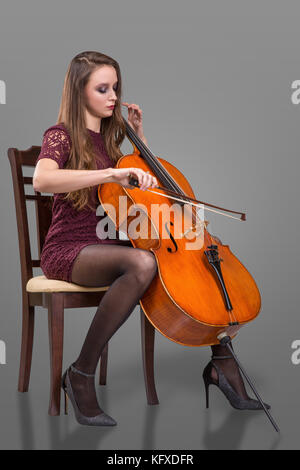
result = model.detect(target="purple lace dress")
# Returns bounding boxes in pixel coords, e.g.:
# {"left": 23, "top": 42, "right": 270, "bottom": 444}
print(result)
{"left": 36, "top": 123, "right": 129, "bottom": 282}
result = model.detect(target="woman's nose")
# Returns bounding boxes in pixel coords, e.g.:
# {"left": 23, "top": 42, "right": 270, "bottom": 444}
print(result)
{"left": 110, "top": 89, "right": 117, "bottom": 100}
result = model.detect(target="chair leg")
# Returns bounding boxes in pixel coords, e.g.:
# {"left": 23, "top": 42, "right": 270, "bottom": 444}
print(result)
{"left": 48, "top": 293, "right": 64, "bottom": 416}
{"left": 140, "top": 307, "right": 159, "bottom": 405}
{"left": 99, "top": 343, "right": 108, "bottom": 385}
{"left": 18, "top": 300, "right": 35, "bottom": 392}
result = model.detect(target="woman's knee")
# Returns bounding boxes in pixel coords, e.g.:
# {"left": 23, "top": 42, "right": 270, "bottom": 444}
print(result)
{"left": 130, "top": 249, "right": 157, "bottom": 281}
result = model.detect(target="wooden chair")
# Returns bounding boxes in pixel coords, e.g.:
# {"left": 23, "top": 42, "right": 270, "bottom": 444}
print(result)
{"left": 8, "top": 145, "right": 159, "bottom": 416}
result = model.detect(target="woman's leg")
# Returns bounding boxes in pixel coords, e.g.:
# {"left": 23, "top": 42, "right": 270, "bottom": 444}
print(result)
{"left": 68, "top": 244, "right": 157, "bottom": 416}
{"left": 210, "top": 342, "right": 250, "bottom": 400}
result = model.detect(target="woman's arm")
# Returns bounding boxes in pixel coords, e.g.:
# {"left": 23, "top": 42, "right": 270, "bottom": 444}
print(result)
{"left": 33, "top": 158, "right": 157, "bottom": 193}
{"left": 33, "top": 159, "right": 114, "bottom": 193}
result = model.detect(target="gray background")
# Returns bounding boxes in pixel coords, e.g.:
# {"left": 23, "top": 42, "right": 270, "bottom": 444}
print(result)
{"left": 0, "top": 0, "right": 299, "bottom": 450}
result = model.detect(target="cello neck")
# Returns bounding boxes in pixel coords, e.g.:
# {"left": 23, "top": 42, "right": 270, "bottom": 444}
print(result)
{"left": 124, "top": 118, "right": 185, "bottom": 197}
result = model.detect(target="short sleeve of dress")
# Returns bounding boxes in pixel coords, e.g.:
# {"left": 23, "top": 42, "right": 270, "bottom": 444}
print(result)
{"left": 36, "top": 127, "right": 71, "bottom": 169}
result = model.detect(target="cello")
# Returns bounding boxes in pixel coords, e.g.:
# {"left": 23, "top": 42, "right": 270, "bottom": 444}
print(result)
{"left": 98, "top": 118, "right": 279, "bottom": 432}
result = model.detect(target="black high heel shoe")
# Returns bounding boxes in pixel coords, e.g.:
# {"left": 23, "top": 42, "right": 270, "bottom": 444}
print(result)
{"left": 202, "top": 356, "right": 271, "bottom": 410}
{"left": 61, "top": 364, "right": 117, "bottom": 426}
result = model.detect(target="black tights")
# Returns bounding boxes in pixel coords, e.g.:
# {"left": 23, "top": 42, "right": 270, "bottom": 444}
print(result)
{"left": 69, "top": 243, "right": 249, "bottom": 417}
{"left": 69, "top": 243, "right": 157, "bottom": 416}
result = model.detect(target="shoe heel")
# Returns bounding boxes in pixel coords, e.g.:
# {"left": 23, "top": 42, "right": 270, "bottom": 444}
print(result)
{"left": 61, "top": 365, "right": 117, "bottom": 426}
{"left": 203, "top": 363, "right": 213, "bottom": 409}
{"left": 61, "top": 371, "right": 68, "bottom": 415}
{"left": 206, "top": 358, "right": 272, "bottom": 411}
{"left": 203, "top": 376, "right": 210, "bottom": 408}
{"left": 63, "top": 389, "right": 68, "bottom": 415}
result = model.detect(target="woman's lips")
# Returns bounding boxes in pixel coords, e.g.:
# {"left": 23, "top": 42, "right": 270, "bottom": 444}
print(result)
{"left": 108, "top": 105, "right": 115, "bottom": 109}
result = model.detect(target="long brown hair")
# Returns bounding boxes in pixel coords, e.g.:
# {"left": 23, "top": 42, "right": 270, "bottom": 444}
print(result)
{"left": 56, "top": 51, "right": 126, "bottom": 211}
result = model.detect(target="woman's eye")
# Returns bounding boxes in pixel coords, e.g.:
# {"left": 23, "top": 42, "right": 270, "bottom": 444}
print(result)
{"left": 98, "top": 87, "right": 118, "bottom": 94}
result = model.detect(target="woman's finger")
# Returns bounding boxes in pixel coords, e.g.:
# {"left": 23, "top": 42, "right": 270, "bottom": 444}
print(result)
{"left": 145, "top": 171, "right": 157, "bottom": 188}
{"left": 145, "top": 173, "right": 154, "bottom": 191}
{"left": 129, "top": 168, "right": 155, "bottom": 190}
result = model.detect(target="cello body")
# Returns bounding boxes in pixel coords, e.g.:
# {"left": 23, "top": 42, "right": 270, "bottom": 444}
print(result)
{"left": 98, "top": 148, "right": 261, "bottom": 347}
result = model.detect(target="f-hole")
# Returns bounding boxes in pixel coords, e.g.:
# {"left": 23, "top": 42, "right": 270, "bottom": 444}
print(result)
{"left": 165, "top": 221, "right": 178, "bottom": 253}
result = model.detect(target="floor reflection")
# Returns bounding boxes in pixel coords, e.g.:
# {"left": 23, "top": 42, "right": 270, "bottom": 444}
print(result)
{"left": 142, "top": 404, "right": 160, "bottom": 449}
{"left": 203, "top": 408, "right": 256, "bottom": 450}
{"left": 17, "top": 388, "right": 115, "bottom": 450}
{"left": 203, "top": 407, "right": 281, "bottom": 450}
{"left": 16, "top": 347, "right": 281, "bottom": 450}
{"left": 17, "top": 391, "right": 35, "bottom": 450}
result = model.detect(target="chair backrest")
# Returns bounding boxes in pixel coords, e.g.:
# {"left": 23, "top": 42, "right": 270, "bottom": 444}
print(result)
{"left": 8, "top": 146, "right": 53, "bottom": 291}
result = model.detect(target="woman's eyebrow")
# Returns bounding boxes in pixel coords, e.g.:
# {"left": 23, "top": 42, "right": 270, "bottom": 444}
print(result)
{"left": 96, "top": 82, "right": 118, "bottom": 87}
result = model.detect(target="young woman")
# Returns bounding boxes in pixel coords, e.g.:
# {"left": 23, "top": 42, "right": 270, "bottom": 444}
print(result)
{"left": 33, "top": 51, "right": 269, "bottom": 427}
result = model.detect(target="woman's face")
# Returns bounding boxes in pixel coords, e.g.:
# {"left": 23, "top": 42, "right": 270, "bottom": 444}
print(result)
{"left": 84, "top": 65, "right": 118, "bottom": 118}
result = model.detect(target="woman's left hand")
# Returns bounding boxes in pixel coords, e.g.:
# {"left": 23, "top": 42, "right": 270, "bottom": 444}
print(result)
{"left": 122, "top": 102, "right": 147, "bottom": 143}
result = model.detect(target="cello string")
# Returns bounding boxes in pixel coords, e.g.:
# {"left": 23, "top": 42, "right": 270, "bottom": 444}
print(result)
{"left": 126, "top": 122, "right": 242, "bottom": 326}
{"left": 125, "top": 120, "right": 219, "bottom": 239}
{"left": 125, "top": 121, "right": 181, "bottom": 192}
{"left": 125, "top": 120, "right": 226, "bottom": 259}
{"left": 124, "top": 120, "right": 184, "bottom": 195}
{"left": 125, "top": 121, "right": 220, "bottom": 245}
{"left": 126, "top": 125, "right": 214, "bottom": 253}
{"left": 125, "top": 120, "right": 241, "bottom": 231}
{"left": 124, "top": 121, "right": 259, "bottom": 333}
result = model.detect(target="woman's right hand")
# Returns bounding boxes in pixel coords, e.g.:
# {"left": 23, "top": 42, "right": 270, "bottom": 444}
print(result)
{"left": 112, "top": 168, "right": 158, "bottom": 191}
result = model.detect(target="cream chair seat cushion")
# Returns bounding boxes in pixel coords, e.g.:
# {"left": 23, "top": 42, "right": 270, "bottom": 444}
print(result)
{"left": 26, "top": 275, "right": 109, "bottom": 293}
